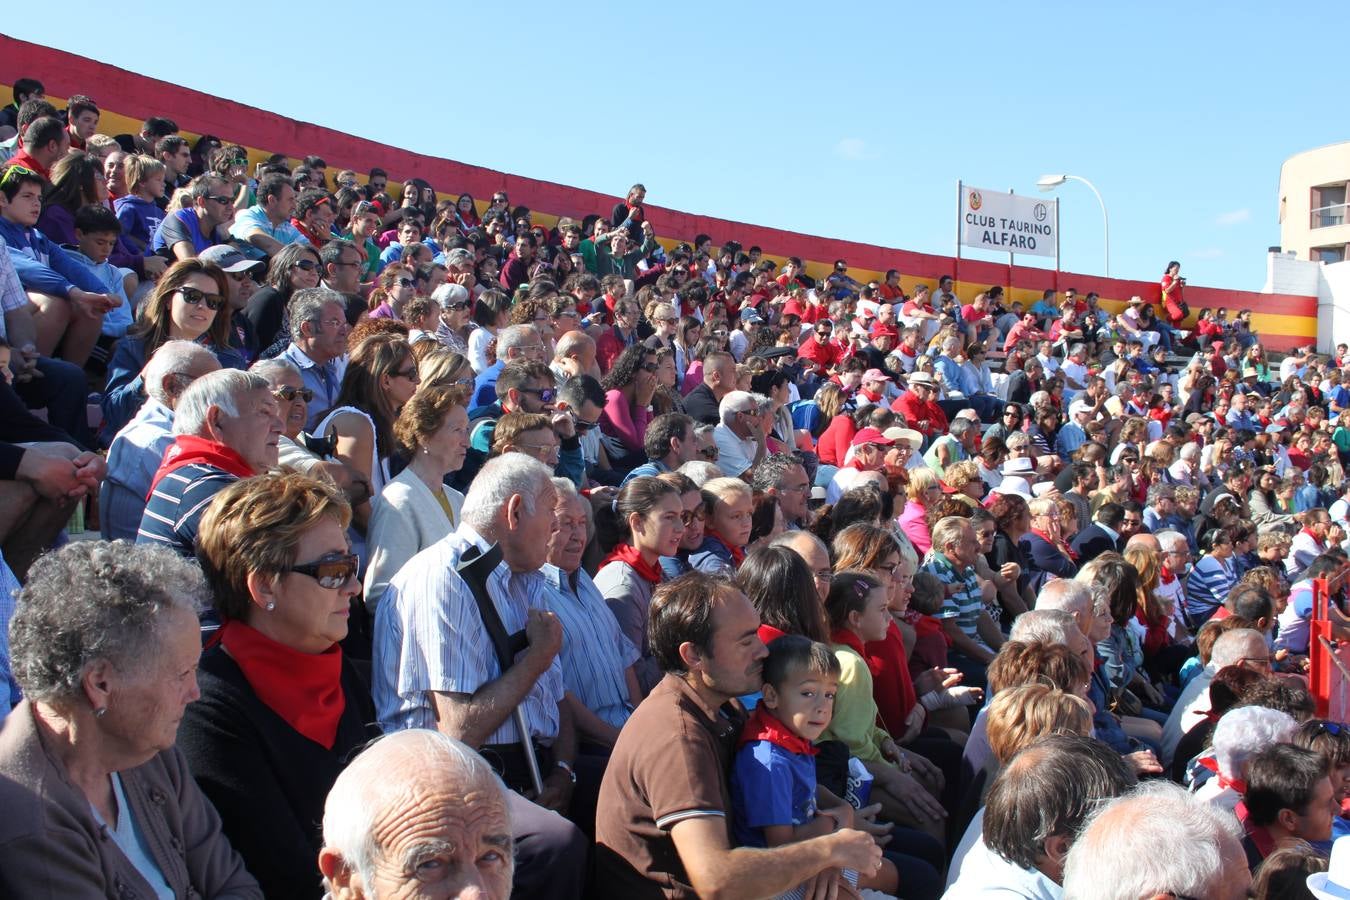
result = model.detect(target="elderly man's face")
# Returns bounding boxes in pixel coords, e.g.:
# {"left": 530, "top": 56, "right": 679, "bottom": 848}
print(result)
{"left": 354, "top": 777, "right": 513, "bottom": 900}
{"left": 546, "top": 493, "right": 588, "bottom": 574}
{"left": 213, "top": 387, "right": 282, "bottom": 472}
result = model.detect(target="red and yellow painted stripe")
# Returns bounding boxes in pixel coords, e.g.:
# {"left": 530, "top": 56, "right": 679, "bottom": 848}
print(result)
{"left": 0, "top": 35, "right": 1317, "bottom": 350}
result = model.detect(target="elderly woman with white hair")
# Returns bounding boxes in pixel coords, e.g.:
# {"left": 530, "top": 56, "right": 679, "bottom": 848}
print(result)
{"left": 431, "top": 281, "right": 474, "bottom": 354}
{"left": 0, "top": 542, "right": 262, "bottom": 897}
{"left": 319, "top": 730, "right": 513, "bottom": 900}
{"left": 1192, "top": 705, "right": 1297, "bottom": 814}
{"left": 101, "top": 339, "right": 221, "bottom": 540}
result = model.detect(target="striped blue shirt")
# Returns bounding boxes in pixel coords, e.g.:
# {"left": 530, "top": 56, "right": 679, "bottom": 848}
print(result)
{"left": 135, "top": 462, "right": 239, "bottom": 558}
{"left": 540, "top": 564, "right": 639, "bottom": 729}
{"left": 1184, "top": 554, "right": 1236, "bottom": 626}
{"left": 372, "top": 523, "right": 564, "bottom": 743}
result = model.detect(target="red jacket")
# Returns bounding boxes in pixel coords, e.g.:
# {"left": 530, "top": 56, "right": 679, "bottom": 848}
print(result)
{"left": 797, "top": 335, "right": 844, "bottom": 375}
{"left": 891, "top": 391, "right": 948, "bottom": 438}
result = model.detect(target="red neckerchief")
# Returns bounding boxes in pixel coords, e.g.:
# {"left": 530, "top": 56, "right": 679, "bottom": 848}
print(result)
{"left": 898, "top": 344, "right": 917, "bottom": 358}
{"left": 907, "top": 612, "right": 950, "bottom": 645}
{"left": 1301, "top": 527, "right": 1324, "bottom": 548}
{"left": 600, "top": 543, "right": 663, "bottom": 585}
{"left": 289, "top": 217, "right": 327, "bottom": 248}
{"left": 861, "top": 387, "right": 882, "bottom": 404}
{"left": 846, "top": 457, "right": 870, "bottom": 471}
{"left": 1196, "top": 756, "right": 1247, "bottom": 794}
{"left": 738, "top": 703, "right": 818, "bottom": 756}
{"left": 704, "top": 529, "right": 746, "bottom": 566}
{"left": 218, "top": 620, "right": 346, "bottom": 749}
{"left": 1160, "top": 566, "right": 1178, "bottom": 585}
{"left": 149, "top": 435, "right": 256, "bottom": 499}
{"left": 758, "top": 624, "right": 789, "bottom": 645}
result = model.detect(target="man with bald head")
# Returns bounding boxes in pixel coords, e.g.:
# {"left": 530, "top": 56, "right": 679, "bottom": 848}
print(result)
{"left": 1125, "top": 531, "right": 1161, "bottom": 553}
{"left": 551, "top": 329, "right": 598, "bottom": 386}
{"left": 319, "top": 730, "right": 513, "bottom": 899}
{"left": 772, "top": 529, "right": 834, "bottom": 604}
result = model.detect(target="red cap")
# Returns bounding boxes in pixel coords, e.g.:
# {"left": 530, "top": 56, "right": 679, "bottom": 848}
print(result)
{"left": 850, "top": 427, "right": 896, "bottom": 448}
{"left": 870, "top": 321, "right": 900, "bottom": 339}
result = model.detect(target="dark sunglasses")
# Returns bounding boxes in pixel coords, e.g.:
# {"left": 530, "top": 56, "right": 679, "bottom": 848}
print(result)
{"left": 398, "top": 278, "right": 415, "bottom": 288}
{"left": 520, "top": 387, "right": 557, "bottom": 403}
{"left": 700, "top": 446, "right": 719, "bottom": 460}
{"left": 205, "top": 194, "right": 234, "bottom": 204}
{"left": 571, "top": 412, "right": 598, "bottom": 432}
{"left": 287, "top": 553, "right": 359, "bottom": 589}
{"left": 177, "top": 286, "right": 225, "bottom": 311}
{"left": 292, "top": 259, "right": 320, "bottom": 272}
{"left": 681, "top": 509, "right": 706, "bottom": 525}
{"left": 641, "top": 362, "right": 660, "bottom": 373}
{"left": 272, "top": 386, "right": 314, "bottom": 403}
{"left": 443, "top": 300, "right": 470, "bottom": 311}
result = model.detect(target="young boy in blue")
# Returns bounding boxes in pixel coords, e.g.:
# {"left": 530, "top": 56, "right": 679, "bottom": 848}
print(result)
{"left": 64, "top": 205, "right": 133, "bottom": 340}
{"left": 731, "top": 634, "right": 897, "bottom": 899}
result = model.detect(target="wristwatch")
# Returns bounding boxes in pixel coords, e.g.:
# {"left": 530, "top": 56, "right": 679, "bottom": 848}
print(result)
{"left": 555, "top": 759, "right": 577, "bottom": 784}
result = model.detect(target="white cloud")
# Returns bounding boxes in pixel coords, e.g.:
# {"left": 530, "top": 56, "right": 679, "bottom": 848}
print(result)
{"left": 1215, "top": 208, "right": 1251, "bottom": 226}
{"left": 834, "top": 138, "right": 878, "bottom": 161}
{"left": 1189, "top": 247, "right": 1225, "bottom": 260}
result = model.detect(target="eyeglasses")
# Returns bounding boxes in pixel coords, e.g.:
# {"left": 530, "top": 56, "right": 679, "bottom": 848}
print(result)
{"left": 517, "top": 441, "right": 561, "bottom": 459}
{"left": 680, "top": 509, "right": 706, "bottom": 525}
{"left": 287, "top": 552, "right": 359, "bottom": 589}
{"left": 813, "top": 569, "right": 834, "bottom": 584}
{"left": 641, "top": 362, "right": 660, "bottom": 373}
{"left": 519, "top": 387, "right": 557, "bottom": 403}
{"left": 293, "top": 259, "right": 320, "bottom": 272}
{"left": 393, "top": 366, "right": 421, "bottom": 382}
{"left": 272, "top": 386, "right": 314, "bottom": 403}
{"left": 398, "top": 278, "right": 415, "bottom": 288}
{"left": 700, "top": 445, "right": 719, "bottom": 460}
{"left": 571, "top": 412, "right": 598, "bottom": 432}
{"left": 1314, "top": 721, "right": 1348, "bottom": 736}
{"left": 176, "top": 286, "right": 225, "bottom": 311}
{"left": 205, "top": 194, "right": 234, "bottom": 204}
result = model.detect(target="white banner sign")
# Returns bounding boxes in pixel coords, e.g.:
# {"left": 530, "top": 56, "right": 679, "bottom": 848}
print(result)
{"left": 959, "top": 186, "right": 1057, "bottom": 258}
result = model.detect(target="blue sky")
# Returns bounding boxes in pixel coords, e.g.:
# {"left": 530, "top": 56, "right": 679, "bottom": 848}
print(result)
{"left": 12, "top": 2, "right": 1336, "bottom": 290}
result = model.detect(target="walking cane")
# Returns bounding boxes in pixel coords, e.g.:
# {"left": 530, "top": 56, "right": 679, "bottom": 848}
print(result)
{"left": 457, "top": 543, "right": 546, "bottom": 797}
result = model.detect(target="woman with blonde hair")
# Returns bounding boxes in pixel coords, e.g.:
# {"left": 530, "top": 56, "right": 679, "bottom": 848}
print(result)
{"left": 416, "top": 347, "right": 474, "bottom": 389}
{"left": 689, "top": 477, "right": 754, "bottom": 574}
{"left": 897, "top": 467, "right": 942, "bottom": 554}
{"left": 985, "top": 682, "right": 1093, "bottom": 768}
{"left": 363, "top": 384, "right": 471, "bottom": 606}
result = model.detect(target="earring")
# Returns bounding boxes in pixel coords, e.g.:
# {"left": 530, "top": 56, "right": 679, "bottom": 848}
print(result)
{"left": 266, "top": 601, "right": 276, "bottom": 611}
{"left": 94, "top": 707, "right": 107, "bottom": 719}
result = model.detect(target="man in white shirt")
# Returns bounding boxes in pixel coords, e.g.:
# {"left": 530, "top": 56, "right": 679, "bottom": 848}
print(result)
{"left": 711, "top": 390, "right": 768, "bottom": 477}
{"left": 1059, "top": 344, "right": 1089, "bottom": 404}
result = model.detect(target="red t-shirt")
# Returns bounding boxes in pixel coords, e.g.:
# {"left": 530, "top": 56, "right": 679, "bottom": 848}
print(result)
{"left": 797, "top": 335, "right": 844, "bottom": 374}
{"left": 864, "top": 621, "right": 921, "bottom": 737}
{"left": 815, "top": 415, "right": 857, "bottom": 467}
{"left": 878, "top": 283, "right": 904, "bottom": 302}
{"left": 891, "top": 392, "right": 948, "bottom": 437}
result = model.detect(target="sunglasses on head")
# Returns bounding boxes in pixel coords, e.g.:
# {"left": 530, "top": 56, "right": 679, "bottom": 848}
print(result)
{"left": 272, "top": 386, "right": 314, "bottom": 403}
{"left": 287, "top": 552, "right": 359, "bottom": 589}
{"left": 177, "top": 286, "right": 225, "bottom": 311}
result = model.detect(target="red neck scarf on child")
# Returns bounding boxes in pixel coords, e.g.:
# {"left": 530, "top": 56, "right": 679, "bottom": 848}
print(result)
{"left": 218, "top": 620, "right": 346, "bottom": 749}
{"left": 737, "top": 703, "right": 818, "bottom": 756}
{"left": 704, "top": 530, "right": 746, "bottom": 566}
{"left": 599, "top": 543, "right": 663, "bottom": 585}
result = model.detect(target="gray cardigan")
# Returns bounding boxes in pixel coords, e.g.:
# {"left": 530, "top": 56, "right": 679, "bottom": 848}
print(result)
{"left": 0, "top": 700, "right": 261, "bottom": 899}
{"left": 595, "top": 560, "right": 662, "bottom": 695}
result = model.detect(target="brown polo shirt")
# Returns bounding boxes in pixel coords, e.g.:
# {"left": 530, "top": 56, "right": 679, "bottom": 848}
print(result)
{"left": 595, "top": 672, "right": 747, "bottom": 899}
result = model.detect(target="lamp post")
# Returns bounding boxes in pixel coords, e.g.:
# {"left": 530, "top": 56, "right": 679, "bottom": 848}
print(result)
{"left": 1037, "top": 174, "right": 1109, "bottom": 277}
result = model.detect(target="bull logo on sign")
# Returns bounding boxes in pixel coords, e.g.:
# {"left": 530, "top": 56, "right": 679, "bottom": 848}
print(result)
{"left": 969, "top": 190, "right": 982, "bottom": 211}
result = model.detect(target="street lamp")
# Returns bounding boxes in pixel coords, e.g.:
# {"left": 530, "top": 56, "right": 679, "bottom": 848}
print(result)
{"left": 1038, "top": 174, "right": 1110, "bottom": 277}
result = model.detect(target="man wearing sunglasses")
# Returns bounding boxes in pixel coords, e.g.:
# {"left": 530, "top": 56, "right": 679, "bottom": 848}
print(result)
{"left": 152, "top": 174, "right": 236, "bottom": 262}
{"left": 456, "top": 361, "right": 562, "bottom": 491}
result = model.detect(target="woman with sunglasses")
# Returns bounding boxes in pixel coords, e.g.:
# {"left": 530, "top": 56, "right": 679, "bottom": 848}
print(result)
{"left": 365, "top": 262, "right": 417, "bottom": 321}
{"left": 363, "top": 384, "right": 470, "bottom": 608}
{"left": 430, "top": 282, "right": 473, "bottom": 354}
{"left": 101, "top": 259, "right": 244, "bottom": 436}
{"left": 599, "top": 344, "right": 659, "bottom": 471}
{"left": 242, "top": 243, "right": 322, "bottom": 354}
{"left": 314, "top": 333, "right": 420, "bottom": 532}
{"left": 181, "top": 471, "right": 378, "bottom": 899}
{"left": 595, "top": 475, "right": 686, "bottom": 696}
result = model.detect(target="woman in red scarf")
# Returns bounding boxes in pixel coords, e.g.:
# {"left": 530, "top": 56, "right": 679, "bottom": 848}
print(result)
{"left": 594, "top": 476, "right": 686, "bottom": 696}
{"left": 452, "top": 192, "right": 481, "bottom": 235}
{"left": 178, "top": 471, "right": 379, "bottom": 899}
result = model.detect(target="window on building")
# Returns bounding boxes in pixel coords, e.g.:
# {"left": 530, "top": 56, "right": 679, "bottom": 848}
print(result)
{"left": 1311, "top": 184, "right": 1347, "bottom": 228}
{"left": 1313, "top": 245, "right": 1346, "bottom": 264}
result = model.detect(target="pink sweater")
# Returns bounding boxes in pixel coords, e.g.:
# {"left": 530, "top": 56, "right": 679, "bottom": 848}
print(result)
{"left": 602, "top": 389, "right": 651, "bottom": 453}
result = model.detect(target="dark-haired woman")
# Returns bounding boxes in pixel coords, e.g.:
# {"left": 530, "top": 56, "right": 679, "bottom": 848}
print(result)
{"left": 243, "top": 243, "right": 323, "bottom": 354}
{"left": 599, "top": 344, "right": 658, "bottom": 471}
{"left": 452, "top": 192, "right": 481, "bottom": 236}
{"left": 595, "top": 475, "right": 685, "bottom": 695}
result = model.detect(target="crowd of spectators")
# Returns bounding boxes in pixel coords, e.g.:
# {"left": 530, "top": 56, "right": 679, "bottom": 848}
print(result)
{"left": 3, "top": 76, "right": 1350, "bottom": 899}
